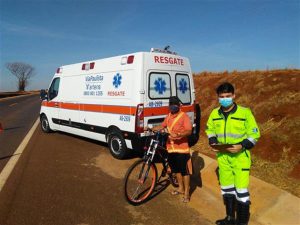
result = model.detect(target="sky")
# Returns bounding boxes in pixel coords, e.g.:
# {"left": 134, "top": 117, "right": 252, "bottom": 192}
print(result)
{"left": 0, "top": 0, "right": 299, "bottom": 91}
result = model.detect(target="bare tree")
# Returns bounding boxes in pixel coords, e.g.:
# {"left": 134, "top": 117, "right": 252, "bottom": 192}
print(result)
{"left": 5, "top": 62, "right": 35, "bottom": 91}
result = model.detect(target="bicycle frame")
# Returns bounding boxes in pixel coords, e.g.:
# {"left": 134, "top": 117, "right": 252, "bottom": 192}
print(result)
{"left": 124, "top": 131, "right": 179, "bottom": 205}
{"left": 143, "top": 132, "right": 169, "bottom": 173}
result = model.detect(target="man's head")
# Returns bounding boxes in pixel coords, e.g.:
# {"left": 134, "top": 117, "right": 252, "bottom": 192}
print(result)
{"left": 216, "top": 82, "right": 235, "bottom": 108}
{"left": 169, "top": 96, "right": 181, "bottom": 114}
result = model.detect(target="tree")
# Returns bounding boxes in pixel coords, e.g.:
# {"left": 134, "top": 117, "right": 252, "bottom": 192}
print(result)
{"left": 5, "top": 62, "right": 35, "bottom": 91}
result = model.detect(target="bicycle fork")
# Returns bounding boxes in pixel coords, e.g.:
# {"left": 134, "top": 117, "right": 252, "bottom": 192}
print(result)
{"left": 138, "top": 139, "right": 158, "bottom": 184}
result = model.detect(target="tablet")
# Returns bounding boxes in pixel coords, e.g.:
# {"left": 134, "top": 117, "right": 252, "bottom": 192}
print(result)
{"left": 210, "top": 144, "right": 234, "bottom": 152}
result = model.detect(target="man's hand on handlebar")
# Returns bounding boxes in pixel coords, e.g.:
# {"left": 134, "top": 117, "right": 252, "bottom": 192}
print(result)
{"left": 169, "top": 132, "right": 181, "bottom": 140}
{"left": 144, "top": 126, "right": 168, "bottom": 134}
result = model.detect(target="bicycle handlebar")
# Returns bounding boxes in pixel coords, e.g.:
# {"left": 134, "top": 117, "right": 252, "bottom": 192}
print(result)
{"left": 145, "top": 127, "right": 169, "bottom": 135}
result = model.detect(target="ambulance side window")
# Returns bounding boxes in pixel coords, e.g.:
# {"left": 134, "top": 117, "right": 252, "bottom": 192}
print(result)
{"left": 48, "top": 78, "right": 60, "bottom": 100}
{"left": 175, "top": 74, "right": 191, "bottom": 104}
{"left": 149, "top": 72, "right": 171, "bottom": 99}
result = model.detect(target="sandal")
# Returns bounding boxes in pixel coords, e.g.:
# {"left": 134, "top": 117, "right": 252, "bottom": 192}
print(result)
{"left": 171, "top": 190, "right": 184, "bottom": 195}
{"left": 182, "top": 196, "right": 190, "bottom": 203}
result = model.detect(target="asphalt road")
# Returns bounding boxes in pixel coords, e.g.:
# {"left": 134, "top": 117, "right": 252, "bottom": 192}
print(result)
{"left": 0, "top": 125, "right": 212, "bottom": 225}
{"left": 0, "top": 94, "right": 41, "bottom": 172}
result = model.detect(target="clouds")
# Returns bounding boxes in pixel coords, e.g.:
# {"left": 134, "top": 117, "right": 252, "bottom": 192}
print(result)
{"left": 0, "top": 21, "right": 103, "bottom": 42}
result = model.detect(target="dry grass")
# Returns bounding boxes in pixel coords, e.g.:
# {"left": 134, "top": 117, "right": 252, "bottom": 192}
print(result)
{"left": 260, "top": 117, "right": 287, "bottom": 135}
{"left": 251, "top": 148, "right": 300, "bottom": 197}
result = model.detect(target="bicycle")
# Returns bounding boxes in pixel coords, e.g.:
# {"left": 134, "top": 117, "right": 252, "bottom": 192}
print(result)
{"left": 124, "top": 130, "right": 179, "bottom": 205}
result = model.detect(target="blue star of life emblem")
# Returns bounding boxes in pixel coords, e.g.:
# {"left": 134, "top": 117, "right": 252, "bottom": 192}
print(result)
{"left": 154, "top": 77, "right": 166, "bottom": 94}
{"left": 113, "top": 73, "right": 122, "bottom": 88}
{"left": 179, "top": 78, "right": 188, "bottom": 94}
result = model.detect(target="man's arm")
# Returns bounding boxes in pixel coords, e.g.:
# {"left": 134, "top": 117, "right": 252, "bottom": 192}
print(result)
{"left": 150, "top": 124, "right": 165, "bottom": 132}
{"left": 244, "top": 108, "right": 260, "bottom": 148}
{"left": 227, "top": 108, "right": 260, "bottom": 153}
{"left": 236, "top": 108, "right": 260, "bottom": 150}
{"left": 206, "top": 112, "right": 218, "bottom": 145}
{"left": 147, "top": 116, "right": 168, "bottom": 132}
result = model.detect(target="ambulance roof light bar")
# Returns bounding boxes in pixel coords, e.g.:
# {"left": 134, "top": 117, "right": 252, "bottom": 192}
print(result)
{"left": 56, "top": 67, "right": 63, "bottom": 73}
{"left": 150, "top": 46, "right": 177, "bottom": 55}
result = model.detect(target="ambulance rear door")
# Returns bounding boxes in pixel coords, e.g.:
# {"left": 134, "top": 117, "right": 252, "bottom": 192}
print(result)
{"left": 145, "top": 70, "right": 172, "bottom": 128}
{"left": 173, "top": 71, "right": 194, "bottom": 122}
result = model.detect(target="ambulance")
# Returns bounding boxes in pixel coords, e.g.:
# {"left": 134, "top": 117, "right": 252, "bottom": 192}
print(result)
{"left": 40, "top": 48, "right": 200, "bottom": 159}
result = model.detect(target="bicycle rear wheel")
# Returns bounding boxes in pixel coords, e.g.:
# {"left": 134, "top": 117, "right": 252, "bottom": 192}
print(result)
{"left": 124, "top": 159, "right": 157, "bottom": 205}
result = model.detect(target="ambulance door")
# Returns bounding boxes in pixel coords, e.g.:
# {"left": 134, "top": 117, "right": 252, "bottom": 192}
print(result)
{"left": 47, "top": 77, "right": 61, "bottom": 130}
{"left": 174, "top": 72, "right": 200, "bottom": 145}
{"left": 174, "top": 72, "right": 194, "bottom": 121}
{"left": 58, "top": 76, "right": 80, "bottom": 134}
{"left": 174, "top": 73, "right": 192, "bottom": 105}
{"left": 145, "top": 71, "right": 172, "bottom": 127}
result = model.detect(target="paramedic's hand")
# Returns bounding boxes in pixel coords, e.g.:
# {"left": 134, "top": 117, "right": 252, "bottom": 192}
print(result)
{"left": 226, "top": 144, "right": 243, "bottom": 153}
{"left": 210, "top": 143, "right": 220, "bottom": 152}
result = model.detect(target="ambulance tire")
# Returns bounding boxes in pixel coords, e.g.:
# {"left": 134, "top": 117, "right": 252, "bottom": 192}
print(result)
{"left": 40, "top": 115, "right": 52, "bottom": 133}
{"left": 108, "top": 132, "right": 129, "bottom": 159}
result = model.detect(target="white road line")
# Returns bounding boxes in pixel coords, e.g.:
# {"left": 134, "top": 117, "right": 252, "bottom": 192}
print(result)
{"left": 0, "top": 117, "right": 40, "bottom": 193}
{"left": 9, "top": 103, "right": 18, "bottom": 107}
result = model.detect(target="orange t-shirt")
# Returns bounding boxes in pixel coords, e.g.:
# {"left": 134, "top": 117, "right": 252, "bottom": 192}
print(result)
{"left": 161, "top": 111, "right": 192, "bottom": 153}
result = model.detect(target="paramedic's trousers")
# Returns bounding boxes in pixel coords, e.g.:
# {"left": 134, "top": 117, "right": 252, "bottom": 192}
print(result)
{"left": 217, "top": 149, "right": 251, "bottom": 203}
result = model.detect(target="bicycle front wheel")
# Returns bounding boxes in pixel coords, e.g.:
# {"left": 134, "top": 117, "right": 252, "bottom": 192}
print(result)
{"left": 124, "top": 159, "right": 157, "bottom": 205}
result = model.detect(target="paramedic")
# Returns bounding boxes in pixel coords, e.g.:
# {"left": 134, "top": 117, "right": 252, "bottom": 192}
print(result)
{"left": 206, "top": 82, "right": 260, "bottom": 225}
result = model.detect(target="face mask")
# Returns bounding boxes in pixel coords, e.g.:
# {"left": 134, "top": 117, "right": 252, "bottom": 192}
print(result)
{"left": 169, "top": 105, "right": 180, "bottom": 114}
{"left": 219, "top": 97, "right": 233, "bottom": 108}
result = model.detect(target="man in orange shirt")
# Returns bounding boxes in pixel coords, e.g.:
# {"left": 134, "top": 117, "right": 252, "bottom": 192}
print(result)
{"left": 152, "top": 96, "right": 192, "bottom": 202}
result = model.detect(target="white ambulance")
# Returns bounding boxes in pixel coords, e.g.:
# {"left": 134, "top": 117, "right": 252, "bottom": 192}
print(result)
{"left": 40, "top": 48, "right": 200, "bottom": 159}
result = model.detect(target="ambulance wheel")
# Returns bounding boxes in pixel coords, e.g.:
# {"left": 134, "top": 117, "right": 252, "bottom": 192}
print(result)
{"left": 108, "top": 132, "right": 129, "bottom": 159}
{"left": 41, "top": 115, "right": 52, "bottom": 133}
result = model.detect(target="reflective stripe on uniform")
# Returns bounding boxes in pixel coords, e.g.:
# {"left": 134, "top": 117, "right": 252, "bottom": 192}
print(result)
{"left": 221, "top": 185, "right": 236, "bottom": 196}
{"left": 247, "top": 137, "right": 257, "bottom": 145}
{"left": 221, "top": 186, "right": 250, "bottom": 202}
{"left": 207, "top": 134, "right": 216, "bottom": 138}
{"left": 216, "top": 133, "right": 245, "bottom": 139}
{"left": 235, "top": 188, "right": 250, "bottom": 203}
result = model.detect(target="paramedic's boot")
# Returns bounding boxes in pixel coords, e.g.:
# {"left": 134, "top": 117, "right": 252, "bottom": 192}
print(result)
{"left": 215, "top": 194, "right": 236, "bottom": 225}
{"left": 236, "top": 201, "right": 250, "bottom": 225}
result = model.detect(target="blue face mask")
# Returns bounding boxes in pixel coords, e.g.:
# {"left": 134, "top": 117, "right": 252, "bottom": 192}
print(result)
{"left": 219, "top": 97, "right": 233, "bottom": 108}
{"left": 169, "top": 105, "right": 180, "bottom": 114}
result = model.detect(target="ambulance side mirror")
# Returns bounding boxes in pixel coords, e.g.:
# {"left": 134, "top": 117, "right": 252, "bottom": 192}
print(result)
{"left": 40, "top": 89, "right": 48, "bottom": 101}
